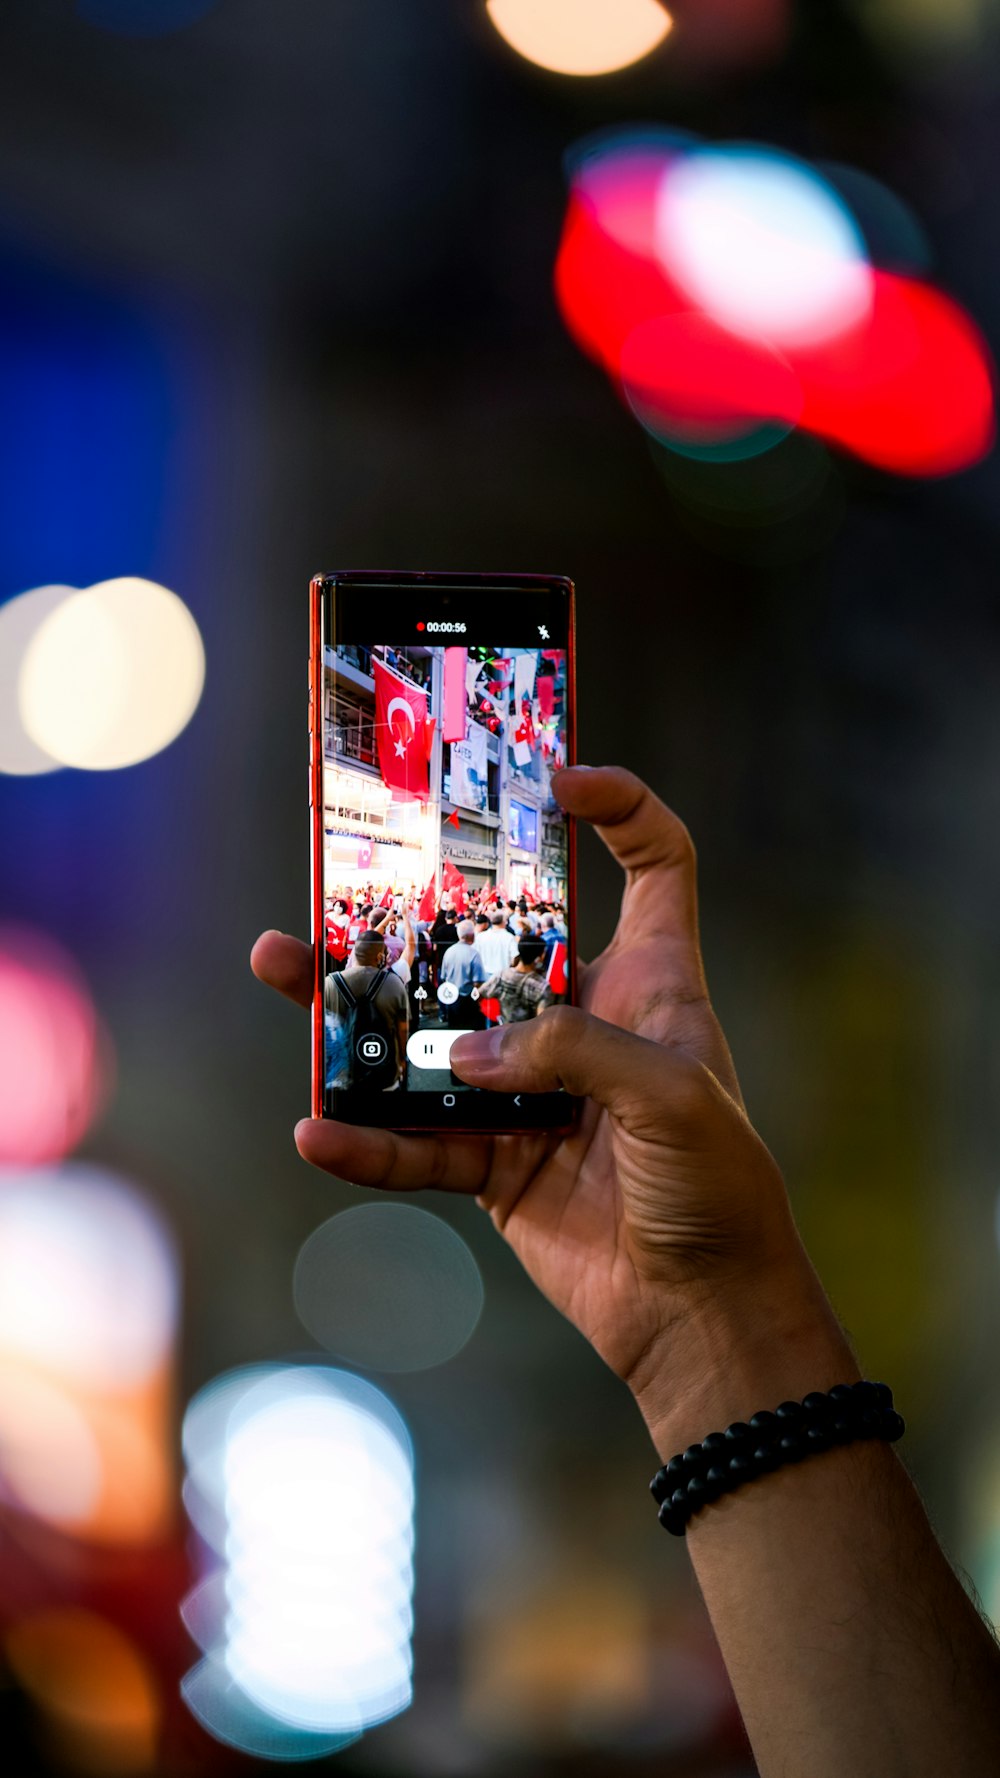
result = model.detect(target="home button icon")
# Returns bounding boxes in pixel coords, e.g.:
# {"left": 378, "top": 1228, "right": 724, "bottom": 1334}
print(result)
{"left": 443, "top": 1093, "right": 456, "bottom": 1108}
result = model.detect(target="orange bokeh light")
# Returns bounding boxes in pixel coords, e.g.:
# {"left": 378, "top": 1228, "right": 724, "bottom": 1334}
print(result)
{"left": 6, "top": 1607, "right": 160, "bottom": 1772}
{"left": 0, "top": 1168, "right": 178, "bottom": 1546}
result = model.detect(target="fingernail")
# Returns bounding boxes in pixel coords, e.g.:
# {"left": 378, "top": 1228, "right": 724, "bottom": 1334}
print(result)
{"left": 450, "top": 1026, "right": 505, "bottom": 1067}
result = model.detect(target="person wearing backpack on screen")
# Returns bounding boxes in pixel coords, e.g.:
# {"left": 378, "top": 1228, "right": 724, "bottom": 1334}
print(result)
{"left": 324, "top": 929, "right": 408, "bottom": 1091}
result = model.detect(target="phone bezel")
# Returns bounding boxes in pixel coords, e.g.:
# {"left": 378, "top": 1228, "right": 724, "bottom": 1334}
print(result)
{"left": 309, "top": 570, "right": 579, "bottom": 1132}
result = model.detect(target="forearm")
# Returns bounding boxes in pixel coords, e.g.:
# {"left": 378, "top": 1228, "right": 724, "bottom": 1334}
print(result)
{"left": 634, "top": 1262, "right": 1000, "bottom": 1778}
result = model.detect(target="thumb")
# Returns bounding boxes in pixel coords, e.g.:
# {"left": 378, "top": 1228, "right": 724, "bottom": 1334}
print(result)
{"left": 449, "top": 1005, "right": 710, "bottom": 1131}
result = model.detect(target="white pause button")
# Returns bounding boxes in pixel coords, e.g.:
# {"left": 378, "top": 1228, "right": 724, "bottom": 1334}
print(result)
{"left": 406, "top": 1031, "right": 460, "bottom": 1069}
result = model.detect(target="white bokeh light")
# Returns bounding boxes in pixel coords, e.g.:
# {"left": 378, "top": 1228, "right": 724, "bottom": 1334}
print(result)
{"left": 486, "top": 0, "right": 672, "bottom": 77}
{"left": 181, "top": 1366, "right": 415, "bottom": 1757}
{"left": 0, "top": 1164, "right": 178, "bottom": 1391}
{"left": 0, "top": 585, "right": 76, "bottom": 775}
{"left": 19, "top": 576, "right": 205, "bottom": 770}
{"left": 655, "top": 146, "right": 873, "bottom": 348}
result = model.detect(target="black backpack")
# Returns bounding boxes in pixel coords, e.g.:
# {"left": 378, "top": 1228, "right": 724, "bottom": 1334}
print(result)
{"left": 328, "top": 967, "right": 399, "bottom": 1090}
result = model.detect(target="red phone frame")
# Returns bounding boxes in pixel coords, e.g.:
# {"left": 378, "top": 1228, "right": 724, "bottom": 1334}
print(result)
{"left": 309, "top": 569, "right": 578, "bottom": 1130}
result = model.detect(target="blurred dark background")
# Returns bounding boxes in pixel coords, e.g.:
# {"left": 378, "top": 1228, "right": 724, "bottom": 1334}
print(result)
{"left": 2, "top": 1, "right": 1000, "bottom": 1773}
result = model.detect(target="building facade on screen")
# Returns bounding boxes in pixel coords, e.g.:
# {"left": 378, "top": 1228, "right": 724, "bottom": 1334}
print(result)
{"left": 321, "top": 641, "right": 568, "bottom": 902}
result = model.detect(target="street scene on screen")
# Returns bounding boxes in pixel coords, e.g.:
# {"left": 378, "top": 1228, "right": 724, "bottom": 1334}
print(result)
{"left": 322, "top": 639, "right": 570, "bottom": 1096}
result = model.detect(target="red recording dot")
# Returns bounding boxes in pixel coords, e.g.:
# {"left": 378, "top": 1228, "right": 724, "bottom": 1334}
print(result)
{"left": 416, "top": 621, "right": 425, "bottom": 631}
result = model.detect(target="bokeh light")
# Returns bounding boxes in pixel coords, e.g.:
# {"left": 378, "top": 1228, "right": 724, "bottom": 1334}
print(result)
{"left": 555, "top": 129, "right": 995, "bottom": 476}
{"left": 181, "top": 1366, "right": 415, "bottom": 1757}
{"left": 293, "top": 1203, "right": 485, "bottom": 1373}
{"left": 819, "top": 162, "right": 931, "bottom": 277}
{"left": 0, "top": 1368, "right": 103, "bottom": 1525}
{"left": 485, "top": 0, "right": 672, "bottom": 77}
{"left": 19, "top": 577, "right": 205, "bottom": 771}
{"left": 0, "top": 928, "right": 108, "bottom": 1166}
{"left": 655, "top": 147, "right": 874, "bottom": 349}
{"left": 621, "top": 311, "right": 802, "bottom": 452}
{"left": 0, "top": 1163, "right": 179, "bottom": 1542}
{"left": 5, "top": 1607, "right": 161, "bottom": 1773}
{"left": 0, "top": 1167, "right": 176, "bottom": 1389}
{"left": 0, "top": 585, "right": 75, "bottom": 776}
{"left": 76, "top": 0, "right": 218, "bottom": 36}
{"left": 182, "top": 1655, "right": 358, "bottom": 1764}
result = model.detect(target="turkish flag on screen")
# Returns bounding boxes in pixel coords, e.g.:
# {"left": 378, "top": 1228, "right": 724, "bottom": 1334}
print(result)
{"left": 373, "top": 659, "right": 430, "bottom": 801}
{"left": 442, "top": 857, "right": 468, "bottom": 915}
{"left": 418, "top": 875, "right": 437, "bottom": 922}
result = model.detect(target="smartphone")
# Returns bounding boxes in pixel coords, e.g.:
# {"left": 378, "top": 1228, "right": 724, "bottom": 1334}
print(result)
{"left": 309, "top": 570, "right": 578, "bottom": 1132}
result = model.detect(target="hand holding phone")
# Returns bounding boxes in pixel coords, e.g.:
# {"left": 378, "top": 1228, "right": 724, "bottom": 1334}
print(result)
{"left": 253, "top": 761, "right": 802, "bottom": 1404}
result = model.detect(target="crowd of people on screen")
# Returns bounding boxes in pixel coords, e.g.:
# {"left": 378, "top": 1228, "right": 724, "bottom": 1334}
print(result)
{"left": 323, "top": 881, "right": 569, "bottom": 1090}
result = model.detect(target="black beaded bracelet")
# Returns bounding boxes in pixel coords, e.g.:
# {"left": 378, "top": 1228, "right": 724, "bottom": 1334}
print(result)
{"left": 651, "top": 1381, "right": 905, "bottom": 1536}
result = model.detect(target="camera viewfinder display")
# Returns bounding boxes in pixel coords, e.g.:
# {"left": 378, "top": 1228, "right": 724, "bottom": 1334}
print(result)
{"left": 320, "top": 583, "right": 572, "bottom": 1121}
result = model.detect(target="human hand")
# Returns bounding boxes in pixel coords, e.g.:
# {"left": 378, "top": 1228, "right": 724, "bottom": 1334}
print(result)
{"left": 251, "top": 767, "right": 827, "bottom": 1425}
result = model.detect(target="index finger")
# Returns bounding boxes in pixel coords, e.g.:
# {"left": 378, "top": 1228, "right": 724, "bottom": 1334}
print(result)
{"left": 552, "top": 765, "right": 702, "bottom": 962}
{"left": 251, "top": 930, "right": 313, "bottom": 1007}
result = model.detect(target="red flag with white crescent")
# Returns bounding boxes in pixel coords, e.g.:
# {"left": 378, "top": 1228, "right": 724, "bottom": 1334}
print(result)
{"left": 373, "top": 658, "right": 430, "bottom": 801}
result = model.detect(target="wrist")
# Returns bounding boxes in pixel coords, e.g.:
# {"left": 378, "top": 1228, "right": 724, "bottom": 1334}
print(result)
{"left": 630, "top": 1253, "right": 860, "bottom": 1463}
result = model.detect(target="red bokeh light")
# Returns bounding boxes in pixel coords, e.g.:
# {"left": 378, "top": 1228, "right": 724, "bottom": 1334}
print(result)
{"left": 555, "top": 156, "right": 995, "bottom": 477}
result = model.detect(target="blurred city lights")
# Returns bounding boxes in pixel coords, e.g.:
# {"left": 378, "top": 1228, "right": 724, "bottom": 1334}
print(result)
{"left": 0, "top": 929, "right": 108, "bottom": 1165}
{"left": 485, "top": 0, "right": 672, "bottom": 77}
{"left": 182, "top": 1655, "right": 359, "bottom": 1763}
{"left": 0, "top": 1369, "right": 103, "bottom": 1525}
{"left": 6, "top": 1607, "right": 161, "bottom": 1772}
{"left": 181, "top": 1366, "right": 415, "bottom": 1757}
{"left": 655, "top": 148, "right": 874, "bottom": 349}
{"left": 555, "top": 130, "right": 995, "bottom": 476}
{"left": 19, "top": 576, "right": 205, "bottom": 771}
{"left": 77, "top": 0, "right": 218, "bottom": 35}
{"left": 621, "top": 311, "right": 801, "bottom": 453}
{"left": 0, "top": 585, "right": 75, "bottom": 775}
{"left": 293, "top": 1203, "right": 484, "bottom": 1373}
{"left": 0, "top": 1164, "right": 178, "bottom": 1542}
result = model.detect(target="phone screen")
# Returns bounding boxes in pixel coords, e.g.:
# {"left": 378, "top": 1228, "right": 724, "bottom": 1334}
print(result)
{"left": 316, "top": 574, "right": 575, "bottom": 1129}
